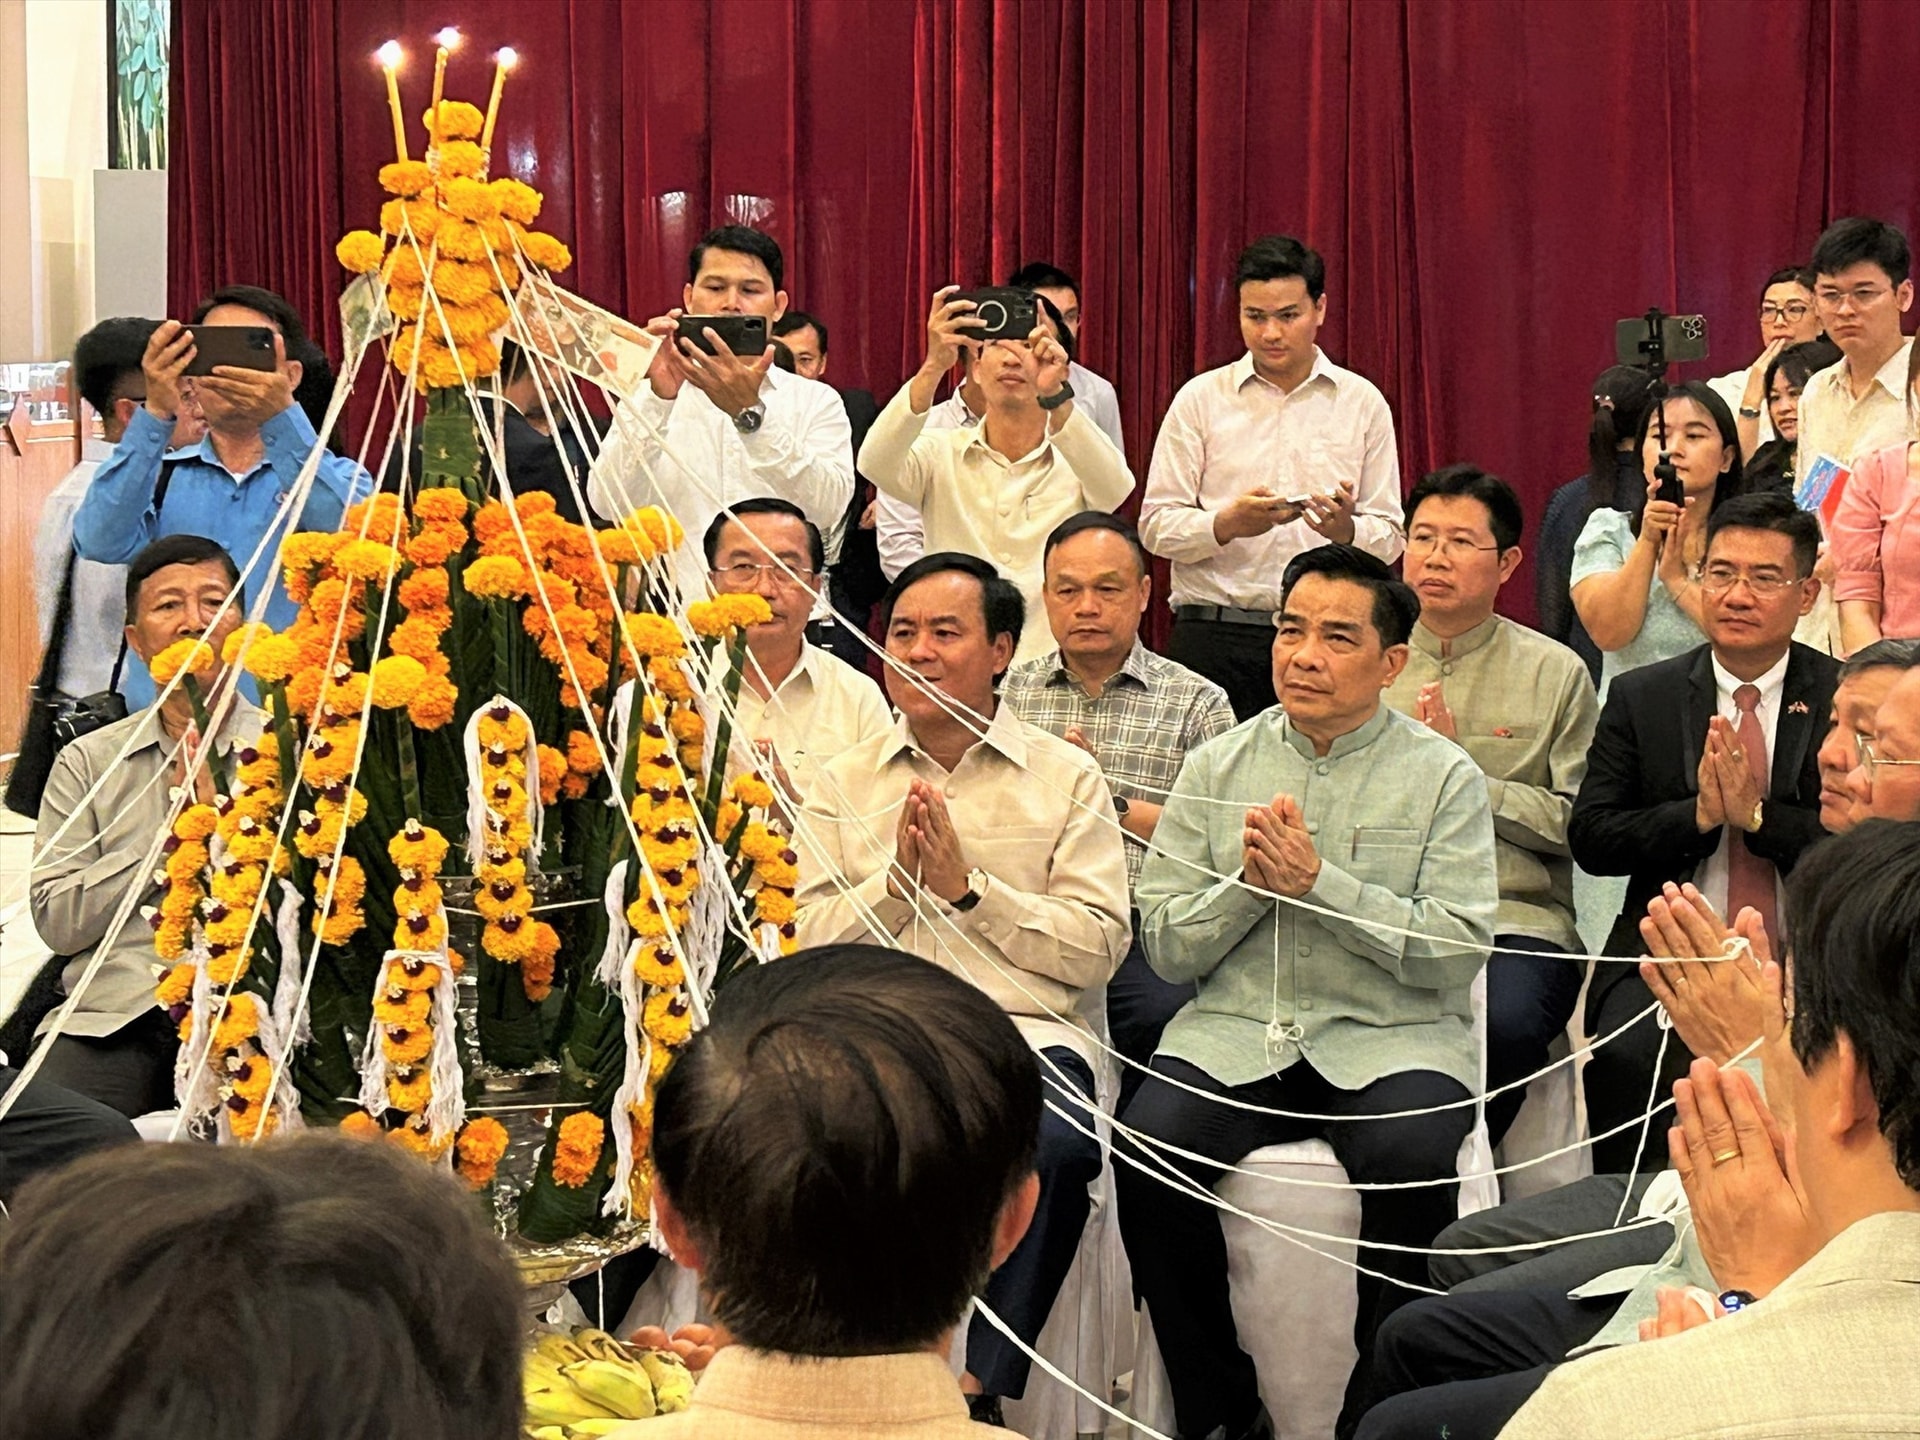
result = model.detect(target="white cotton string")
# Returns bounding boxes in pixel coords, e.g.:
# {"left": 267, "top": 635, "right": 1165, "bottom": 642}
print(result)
{"left": 424, "top": 953, "right": 466, "bottom": 1145}
{"left": 602, "top": 951, "right": 649, "bottom": 1221}
{"left": 270, "top": 878, "right": 311, "bottom": 1046}
{"left": 1615, "top": 1017, "right": 1677, "bottom": 1228}
{"left": 968, "top": 1297, "right": 1174, "bottom": 1440}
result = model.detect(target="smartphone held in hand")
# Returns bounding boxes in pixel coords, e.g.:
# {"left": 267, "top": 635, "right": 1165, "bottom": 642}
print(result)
{"left": 675, "top": 314, "right": 769, "bottom": 357}
{"left": 182, "top": 325, "right": 277, "bottom": 376}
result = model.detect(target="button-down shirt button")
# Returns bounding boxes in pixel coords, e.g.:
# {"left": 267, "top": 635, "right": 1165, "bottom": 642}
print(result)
{"left": 1299, "top": 943, "right": 1312, "bottom": 957}
{"left": 1305, "top": 819, "right": 1319, "bottom": 835}
{"left": 1300, "top": 998, "right": 1314, "bottom": 1010}
{"left": 1441, "top": 662, "right": 1453, "bottom": 676}
{"left": 1315, "top": 763, "right": 1329, "bottom": 776}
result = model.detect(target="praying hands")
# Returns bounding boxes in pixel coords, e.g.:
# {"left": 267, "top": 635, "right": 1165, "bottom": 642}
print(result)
{"left": 1242, "top": 793, "right": 1321, "bottom": 898}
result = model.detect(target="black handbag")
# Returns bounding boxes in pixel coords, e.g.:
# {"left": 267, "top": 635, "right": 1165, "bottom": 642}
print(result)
{"left": 3, "top": 460, "right": 179, "bottom": 818}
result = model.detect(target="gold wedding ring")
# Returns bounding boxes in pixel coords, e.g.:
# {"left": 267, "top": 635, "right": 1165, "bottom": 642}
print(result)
{"left": 1712, "top": 1149, "right": 1740, "bottom": 1166}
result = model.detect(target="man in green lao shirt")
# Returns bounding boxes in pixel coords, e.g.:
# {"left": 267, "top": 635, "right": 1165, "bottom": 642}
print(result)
{"left": 1385, "top": 465, "right": 1599, "bottom": 1146}
{"left": 1117, "top": 543, "right": 1498, "bottom": 1440}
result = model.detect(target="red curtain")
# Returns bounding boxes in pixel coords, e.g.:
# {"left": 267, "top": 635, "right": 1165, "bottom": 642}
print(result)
{"left": 171, "top": 0, "right": 1920, "bottom": 624}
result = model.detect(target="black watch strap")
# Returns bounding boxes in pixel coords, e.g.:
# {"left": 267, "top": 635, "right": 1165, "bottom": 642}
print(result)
{"left": 1037, "top": 380, "right": 1075, "bottom": 412}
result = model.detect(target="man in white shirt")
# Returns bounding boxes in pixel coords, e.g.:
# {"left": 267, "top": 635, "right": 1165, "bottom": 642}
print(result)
{"left": 33, "top": 318, "right": 205, "bottom": 702}
{"left": 1141, "top": 234, "right": 1404, "bottom": 721}
{"left": 701, "top": 497, "right": 891, "bottom": 805}
{"left": 873, "top": 358, "right": 985, "bottom": 583}
{"left": 795, "top": 553, "right": 1130, "bottom": 1425}
{"left": 587, "top": 226, "right": 853, "bottom": 595}
{"left": 1796, "top": 217, "right": 1915, "bottom": 480}
{"left": 1006, "top": 261, "right": 1126, "bottom": 450}
{"left": 859, "top": 291, "right": 1135, "bottom": 668}
{"left": 1704, "top": 265, "right": 1820, "bottom": 457}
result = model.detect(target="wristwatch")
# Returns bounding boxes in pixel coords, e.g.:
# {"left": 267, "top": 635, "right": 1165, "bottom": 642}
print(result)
{"left": 1113, "top": 793, "right": 1131, "bottom": 818}
{"left": 733, "top": 404, "right": 765, "bottom": 434}
{"left": 1738, "top": 405, "right": 1763, "bottom": 419}
{"left": 1748, "top": 798, "right": 1764, "bottom": 832}
{"left": 951, "top": 867, "right": 989, "bottom": 912}
{"left": 1718, "top": 1289, "right": 1758, "bottom": 1312}
{"left": 1037, "top": 381, "right": 1075, "bottom": 412}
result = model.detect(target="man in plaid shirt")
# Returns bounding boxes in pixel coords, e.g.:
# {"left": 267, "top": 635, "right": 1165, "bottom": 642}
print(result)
{"left": 1003, "top": 512, "right": 1236, "bottom": 1106}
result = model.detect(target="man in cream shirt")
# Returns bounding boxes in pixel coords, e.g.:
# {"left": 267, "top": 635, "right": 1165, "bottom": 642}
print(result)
{"left": 701, "top": 498, "right": 891, "bottom": 805}
{"left": 796, "top": 553, "right": 1129, "bottom": 1426}
{"left": 858, "top": 289, "right": 1134, "bottom": 668}
{"left": 1796, "top": 217, "right": 1914, "bottom": 480}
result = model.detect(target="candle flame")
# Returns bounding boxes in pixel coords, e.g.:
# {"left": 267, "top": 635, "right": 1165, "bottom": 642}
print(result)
{"left": 434, "top": 27, "right": 462, "bottom": 49}
{"left": 497, "top": 47, "right": 519, "bottom": 69}
{"left": 376, "top": 40, "right": 403, "bottom": 68}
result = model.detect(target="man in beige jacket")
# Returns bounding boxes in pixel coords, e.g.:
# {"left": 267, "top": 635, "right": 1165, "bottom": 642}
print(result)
{"left": 1499, "top": 817, "right": 1920, "bottom": 1438}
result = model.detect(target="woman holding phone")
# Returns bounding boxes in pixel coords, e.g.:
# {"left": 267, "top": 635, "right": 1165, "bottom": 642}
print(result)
{"left": 1569, "top": 381, "right": 1745, "bottom": 700}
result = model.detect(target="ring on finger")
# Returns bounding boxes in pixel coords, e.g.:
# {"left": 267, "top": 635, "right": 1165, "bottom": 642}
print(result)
{"left": 1712, "top": 1149, "right": 1740, "bottom": 1166}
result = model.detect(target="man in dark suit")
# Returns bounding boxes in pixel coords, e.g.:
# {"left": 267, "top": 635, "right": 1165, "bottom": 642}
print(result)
{"left": 1570, "top": 491, "right": 1837, "bottom": 1172}
{"left": 775, "top": 310, "right": 885, "bottom": 672}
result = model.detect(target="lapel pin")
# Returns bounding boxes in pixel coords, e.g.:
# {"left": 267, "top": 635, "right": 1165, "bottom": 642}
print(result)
{"left": 1787, "top": 701, "right": 1810, "bottom": 714}
{"left": 1492, "top": 727, "right": 1513, "bottom": 738}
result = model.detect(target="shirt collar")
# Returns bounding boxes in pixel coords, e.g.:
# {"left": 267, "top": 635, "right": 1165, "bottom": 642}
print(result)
{"left": 744, "top": 641, "right": 818, "bottom": 701}
{"left": 688, "top": 1348, "right": 970, "bottom": 1427}
{"left": 959, "top": 419, "right": 1051, "bottom": 467}
{"left": 1867, "top": 336, "right": 1916, "bottom": 399}
{"left": 1711, "top": 648, "right": 1791, "bottom": 707}
{"left": 1231, "top": 346, "right": 1336, "bottom": 394}
{"left": 884, "top": 696, "right": 1028, "bottom": 770}
{"left": 1039, "top": 640, "right": 1154, "bottom": 693}
{"left": 1274, "top": 699, "right": 1391, "bottom": 761}
{"left": 1411, "top": 614, "right": 1501, "bottom": 661}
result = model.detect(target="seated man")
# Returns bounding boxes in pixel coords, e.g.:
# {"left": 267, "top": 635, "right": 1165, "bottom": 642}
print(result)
{"left": 72, "top": 284, "right": 370, "bottom": 706}
{"left": 1002, "top": 511, "right": 1235, "bottom": 1109}
{"left": 859, "top": 291, "right": 1134, "bottom": 666}
{"left": 29, "top": 535, "right": 266, "bottom": 1117}
{"left": 796, "top": 553, "right": 1130, "bottom": 1424}
{"left": 1384, "top": 465, "right": 1598, "bottom": 1144}
{"left": 1571, "top": 492, "right": 1837, "bottom": 1172}
{"left": 0, "top": 1133, "right": 524, "bottom": 1438}
{"left": 1502, "top": 819, "right": 1920, "bottom": 1437}
{"left": 1120, "top": 543, "right": 1497, "bottom": 1440}
{"left": 643, "top": 943, "right": 1043, "bottom": 1437}
{"left": 704, "top": 498, "right": 891, "bottom": 804}
{"left": 1818, "top": 638, "right": 1919, "bottom": 830}
{"left": 1844, "top": 647, "right": 1920, "bottom": 823}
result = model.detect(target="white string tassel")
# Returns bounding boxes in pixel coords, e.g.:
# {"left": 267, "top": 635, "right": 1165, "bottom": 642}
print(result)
{"left": 594, "top": 860, "right": 632, "bottom": 988}
{"left": 681, "top": 845, "right": 726, "bottom": 1031}
{"left": 423, "top": 956, "right": 466, "bottom": 1145}
{"left": 248, "top": 993, "right": 307, "bottom": 1135}
{"left": 461, "top": 705, "right": 493, "bottom": 872}
{"left": 602, "top": 952, "right": 648, "bottom": 1220}
{"left": 174, "top": 942, "right": 222, "bottom": 1131}
{"left": 356, "top": 962, "right": 395, "bottom": 1119}
{"left": 270, "top": 879, "right": 311, "bottom": 1046}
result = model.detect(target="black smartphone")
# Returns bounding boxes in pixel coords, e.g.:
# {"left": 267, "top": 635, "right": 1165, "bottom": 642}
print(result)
{"left": 952, "top": 287, "right": 1038, "bottom": 343}
{"left": 183, "top": 325, "right": 277, "bottom": 376}
{"left": 1656, "top": 466, "right": 1686, "bottom": 507}
{"left": 1615, "top": 313, "right": 1709, "bottom": 369}
{"left": 675, "top": 314, "right": 769, "bottom": 357}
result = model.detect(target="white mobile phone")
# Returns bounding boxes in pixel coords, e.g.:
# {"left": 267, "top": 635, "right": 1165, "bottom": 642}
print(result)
{"left": 1284, "top": 493, "right": 1316, "bottom": 507}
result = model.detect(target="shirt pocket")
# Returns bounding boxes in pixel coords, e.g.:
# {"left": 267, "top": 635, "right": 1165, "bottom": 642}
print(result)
{"left": 1348, "top": 826, "right": 1424, "bottom": 893}
{"left": 981, "top": 823, "right": 1061, "bottom": 888}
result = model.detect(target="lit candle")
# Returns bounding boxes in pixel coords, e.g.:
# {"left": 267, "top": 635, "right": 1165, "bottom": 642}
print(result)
{"left": 480, "top": 47, "right": 517, "bottom": 154}
{"left": 377, "top": 41, "right": 407, "bottom": 164}
{"left": 427, "top": 27, "right": 461, "bottom": 150}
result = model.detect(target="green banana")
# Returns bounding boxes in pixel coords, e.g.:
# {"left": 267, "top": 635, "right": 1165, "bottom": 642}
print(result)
{"left": 523, "top": 1385, "right": 620, "bottom": 1426}
{"left": 637, "top": 1350, "right": 694, "bottom": 1414}
{"left": 562, "top": 1357, "right": 657, "bottom": 1420}
{"left": 572, "top": 1327, "right": 634, "bottom": 1363}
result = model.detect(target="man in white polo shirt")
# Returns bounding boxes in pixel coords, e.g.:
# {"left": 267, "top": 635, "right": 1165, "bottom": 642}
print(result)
{"left": 1141, "top": 234, "right": 1404, "bottom": 720}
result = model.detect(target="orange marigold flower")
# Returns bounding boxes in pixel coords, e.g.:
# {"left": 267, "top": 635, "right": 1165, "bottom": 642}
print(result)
{"left": 413, "top": 488, "right": 470, "bottom": 527}
{"left": 440, "top": 175, "right": 502, "bottom": 221}
{"left": 634, "top": 944, "right": 684, "bottom": 988}
{"left": 422, "top": 98, "right": 483, "bottom": 141}
{"left": 536, "top": 744, "right": 565, "bottom": 805}
{"left": 155, "top": 961, "right": 196, "bottom": 1007}
{"left": 382, "top": 1025, "right": 434, "bottom": 1068}
{"left": 388, "top": 820, "right": 451, "bottom": 875}
{"left": 566, "top": 729, "right": 604, "bottom": 774}
{"left": 380, "top": 197, "right": 440, "bottom": 242}
{"left": 334, "top": 538, "right": 401, "bottom": 583}
{"left": 454, "top": 1116, "right": 510, "bottom": 1188}
{"left": 369, "top": 654, "right": 428, "bottom": 708}
{"left": 435, "top": 139, "right": 486, "bottom": 178}
{"left": 339, "top": 1111, "right": 383, "bottom": 1139}
{"left": 595, "top": 527, "right": 654, "bottom": 566}
{"left": 387, "top": 613, "right": 449, "bottom": 663}
{"left": 377, "top": 159, "right": 435, "bottom": 198}
{"left": 404, "top": 524, "right": 462, "bottom": 568}
{"left": 463, "top": 555, "right": 530, "bottom": 600}
{"left": 518, "top": 230, "right": 573, "bottom": 272}
{"left": 490, "top": 177, "right": 542, "bottom": 225}
{"left": 429, "top": 257, "right": 494, "bottom": 307}
{"left": 386, "top": 246, "right": 427, "bottom": 287}
{"left": 150, "top": 637, "right": 216, "bottom": 687}
{"left": 643, "top": 990, "right": 694, "bottom": 1047}
{"left": 755, "top": 886, "right": 797, "bottom": 926}
{"left": 242, "top": 632, "right": 300, "bottom": 685}
{"left": 397, "top": 567, "right": 451, "bottom": 612}
{"left": 387, "top": 1067, "right": 434, "bottom": 1112}
{"left": 210, "top": 993, "right": 261, "bottom": 1052}
{"left": 336, "top": 229, "right": 386, "bottom": 274}
{"left": 552, "top": 1111, "right": 605, "bottom": 1188}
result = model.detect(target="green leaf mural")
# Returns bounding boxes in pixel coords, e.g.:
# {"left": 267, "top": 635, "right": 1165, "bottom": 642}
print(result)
{"left": 111, "top": 0, "right": 169, "bottom": 171}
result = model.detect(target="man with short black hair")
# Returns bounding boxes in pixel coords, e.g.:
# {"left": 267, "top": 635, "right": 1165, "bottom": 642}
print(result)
{"left": 1005, "top": 260, "right": 1125, "bottom": 449}
{"left": 1572, "top": 492, "right": 1839, "bottom": 1171}
{"left": 1706, "top": 266, "right": 1822, "bottom": 456}
{"left": 72, "top": 286, "right": 370, "bottom": 706}
{"left": 0, "top": 1133, "right": 526, "bottom": 1440}
{"left": 702, "top": 497, "right": 890, "bottom": 805}
{"left": 29, "top": 535, "right": 265, "bottom": 1117}
{"left": 797, "top": 553, "right": 1129, "bottom": 1425}
{"left": 589, "top": 226, "right": 853, "bottom": 595}
{"left": 1142, "top": 234, "right": 1404, "bottom": 720}
{"left": 647, "top": 944, "right": 1043, "bottom": 1437}
{"left": 1121, "top": 543, "right": 1497, "bottom": 1440}
{"left": 1384, "top": 465, "right": 1598, "bottom": 1144}
{"left": 1002, "top": 511, "right": 1235, "bottom": 1107}
{"left": 860, "top": 291, "right": 1134, "bottom": 667}
{"left": 1797, "top": 217, "right": 1915, "bottom": 481}
{"left": 34, "top": 317, "right": 205, "bottom": 706}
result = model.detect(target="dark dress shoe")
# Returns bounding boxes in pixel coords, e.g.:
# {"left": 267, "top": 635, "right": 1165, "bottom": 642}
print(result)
{"left": 967, "top": 1393, "right": 1008, "bottom": 1428}
{"left": 1198, "top": 1402, "right": 1276, "bottom": 1440}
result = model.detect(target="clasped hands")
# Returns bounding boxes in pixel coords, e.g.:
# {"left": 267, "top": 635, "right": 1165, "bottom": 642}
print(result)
{"left": 887, "top": 778, "right": 972, "bottom": 905}
{"left": 1242, "top": 793, "right": 1321, "bottom": 899}
{"left": 1695, "top": 716, "right": 1763, "bottom": 834}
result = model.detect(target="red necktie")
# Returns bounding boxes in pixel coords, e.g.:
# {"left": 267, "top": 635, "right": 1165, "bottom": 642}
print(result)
{"left": 1726, "top": 683, "right": 1779, "bottom": 941}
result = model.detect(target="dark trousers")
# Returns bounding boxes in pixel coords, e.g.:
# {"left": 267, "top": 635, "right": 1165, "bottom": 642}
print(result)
{"left": 1354, "top": 1284, "right": 1613, "bottom": 1440}
{"left": 967, "top": 1049, "right": 1101, "bottom": 1399}
{"left": 1107, "top": 934, "right": 1194, "bottom": 1116}
{"left": 1428, "top": 1172, "right": 1670, "bottom": 1294}
{"left": 1583, "top": 971, "right": 1694, "bottom": 1174}
{"left": 1484, "top": 938, "right": 1583, "bottom": 1146}
{"left": 1165, "top": 617, "right": 1276, "bottom": 723}
{"left": 0, "top": 1064, "right": 138, "bottom": 1201}
{"left": 1115, "top": 1055, "right": 1473, "bottom": 1440}
{"left": 32, "top": 1013, "right": 178, "bottom": 1119}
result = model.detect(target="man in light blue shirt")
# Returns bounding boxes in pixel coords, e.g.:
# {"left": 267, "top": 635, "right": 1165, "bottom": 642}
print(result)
{"left": 1118, "top": 544, "right": 1497, "bottom": 1440}
{"left": 73, "top": 285, "right": 369, "bottom": 706}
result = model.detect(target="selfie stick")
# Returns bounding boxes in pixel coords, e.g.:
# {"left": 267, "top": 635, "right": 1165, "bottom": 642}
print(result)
{"left": 1632, "top": 307, "right": 1681, "bottom": 503}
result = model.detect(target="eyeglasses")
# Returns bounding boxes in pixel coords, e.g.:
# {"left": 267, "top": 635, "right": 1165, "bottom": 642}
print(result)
{"left": 1698, "top": 565, "right": 1799, "bottom": 598}
{"left": 1758, "top": 302, "right": 1811, "bottom": 323}
{"left": 1406, "top": 532, "right": 1501, "bottom": 559}
{"left": 1858, "top": 738, "right": 1920, "bottom": 784}
{"left": 1815, "top": 285, "right": 1891, "bottom": 312}
{"left": 710, "top": 562, "right": 816, "bottom": 584}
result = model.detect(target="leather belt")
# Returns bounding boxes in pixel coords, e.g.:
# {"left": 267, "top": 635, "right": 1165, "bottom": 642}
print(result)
{"left": 1173, "top": 604, "right": 1275, "bottom": 627}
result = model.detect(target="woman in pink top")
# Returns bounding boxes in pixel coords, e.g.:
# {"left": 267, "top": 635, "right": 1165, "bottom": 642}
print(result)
{"left": 1833, "top": 340, "right": 1920, "bottom": 653}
